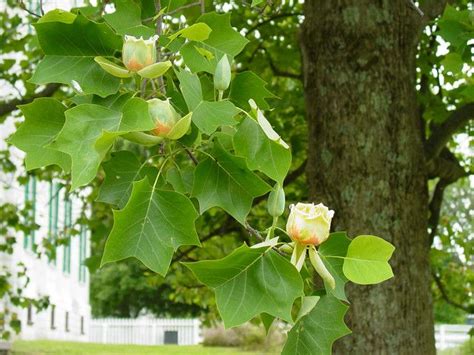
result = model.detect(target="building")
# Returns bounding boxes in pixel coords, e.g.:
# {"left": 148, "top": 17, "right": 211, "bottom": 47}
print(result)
{"left": 0, "top": 117, "right": 91, "bottom": 341}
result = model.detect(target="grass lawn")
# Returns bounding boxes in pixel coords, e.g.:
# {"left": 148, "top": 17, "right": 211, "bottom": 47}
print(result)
{"left": 12, "top": 340, "right": 275, "bottom": 355}
{"left": 438, "top": 339, "right": 474, "bottom": 355}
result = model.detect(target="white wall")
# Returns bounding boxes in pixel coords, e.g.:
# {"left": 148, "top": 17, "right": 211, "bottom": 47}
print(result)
{"left": 1, "top": 116, "right": 91, "bottom": 342}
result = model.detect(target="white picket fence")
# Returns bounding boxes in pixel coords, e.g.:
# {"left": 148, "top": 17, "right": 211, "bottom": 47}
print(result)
{"left": 435, "top": 324, "right": 472, "bottom": 350}
{"left": 89, "top": 317, "right": 201, "bottom": 346}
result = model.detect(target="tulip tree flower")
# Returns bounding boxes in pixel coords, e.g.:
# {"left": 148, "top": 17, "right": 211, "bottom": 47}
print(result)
{"left": 286, "top": 202, "right": 336, "bottom": 289}
{"left": 148, "top": 99, "right": 192, "bottom": 140}
{"left": 214, "top": 55, "right": 231, "bottom": 100}
{"left": 94, "top": 35, "right": 172, "bottom": 79}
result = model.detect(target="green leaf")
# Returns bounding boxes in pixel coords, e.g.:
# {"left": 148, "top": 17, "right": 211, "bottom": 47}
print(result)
{"left": 49, "top": 98, "right": 155, "bottom": 189}
{"left": 166, "top": 166, "right": 194, "bottom": 195}
{"left": 295, "top": 296, "right": 320, "bottom": 322}
{"left": 176, "top": 69, "right": 203, "bottom": 111}
{"left": 192, "top": 100, "right": 239, "bottom": 135}
{"left": 34, "top": 13, "right": 121, "bottom": 56}
{"left": 282, "top": 294, "right": 351, "bottom": 355}
{"left": 197, "top": 12, "right": 249, "bottom": 57}
{"left": 32, "top": 12, "right": 122, "bottom": 97}
{"left": 343, "top": 235, "right": 395, "bottom": 285}
{"left": 318, "top": 232, "right": 351, "bottom": 301}
{"left": 233, "top": 117, "right": 291, "bottom": 184}
{"left": 103, "top": 0, "right": 155, "bottom": 37}
{"left": 97, "top": 151, "right": 158, "bottom": 209}
{"left": 229, "top": 71, "right": 275, "bottom": 110}
{"left": 180, "top": 12, "right": 249, "bottom": 73}
{"left": 31, "top": 56, "right": 121, "bottom": 98}
{"left": 252, "top": 0, "right": 265, "bottom": 5}
{"left": 137, "top": 61, "right": 172, "bottom": 79}
{"left": 441, "top": 53, "right": 464, "bottom": 74}
{"left": 184, "top": 244, "right": 304, "bottom": 328}
{"left": 102, "top": 178, "right": 200, "bottom": 276}
{"left": 8, "top": 98, "right": 71, "bottom": 172}
{"left": 168, "top": 23, "right": 212, "bottom": 42}
{"left": 260, "top": 313, "right": 275, "bottom": 334}
{"left": 192, "top": 144, "right": 271, "bottom": 224}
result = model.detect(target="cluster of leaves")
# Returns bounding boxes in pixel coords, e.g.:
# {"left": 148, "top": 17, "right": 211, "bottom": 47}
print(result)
{"left": 7, "top": 1, "right": 396, "bottom": 353}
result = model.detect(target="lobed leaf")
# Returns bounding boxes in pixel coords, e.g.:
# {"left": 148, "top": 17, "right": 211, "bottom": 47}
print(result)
{"left": 184, "top": 244, "right": 304, "bottom": 328}
{"left": 102, "top": 178, "right": 200, "bottom": 276}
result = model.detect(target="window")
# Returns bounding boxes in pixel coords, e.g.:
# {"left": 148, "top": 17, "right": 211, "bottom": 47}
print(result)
{"left": 48, "top": 182, "right": 61, "bottom": 264}
{"left": 50, "top": 305, "right": 56, "bottom": 330}
{"left": 23, "top": 175, "right": 37, "bottom": 250}
{"left": 65, "top": 311, "right": 69, "bottom": 332}
{"left": 80, "top": 316, "right": 85, "bottom": 335}
{"left": 63, "top": 195, "right": 72, "bottom": 274}
{"left": 79, "top": 226, "right": 87, "bottom": 282}
{"left": 27, "top": 304, "right": 33, "bottom": 325}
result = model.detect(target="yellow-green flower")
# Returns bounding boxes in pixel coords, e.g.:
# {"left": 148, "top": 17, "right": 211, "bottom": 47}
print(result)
{"left": 286, "top": 202, "right": 334, "bottom": 246}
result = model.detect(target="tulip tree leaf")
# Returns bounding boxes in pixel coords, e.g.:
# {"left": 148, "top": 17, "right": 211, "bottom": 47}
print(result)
{"left": 233, "top": 117, "right": 291, "bottom": 184}
{"left": 168, "top": 23, "right": 212, "bottom": 42}
{"left": 318, "top": 232, "right": 351, "bottom": 301}
{"left": 176, "top": 69, "right": 203, "bottom": 111}
{"left": 97, "top": 151, "right": 158, "bottom": 209}
{"left": 8, "top": 98, "right": 71, "bottom": 172}
{"left": 31, "top": 56, "right": 121, "bottom": 97}
{"left": 180, "top": 12, "right": 249, "bottom": 73}
{"left": 282, "top": 294, "right": 351, "bottom": 355}
{"left": 229, "top": 71, "right": 276, "bottom": 110}
{"left": 31, "top": 12, "right": 122, "bottom": 97}
{"left": 103, "top": 0, "right": 155, "bottom": 37}
{"left": 197, "top": 12, "right": 249, "bottom": 57}
{"left": 184, "top": 244, "right": 304, "bottom": 328}
{"left": 192, "top": 144, "right": 271, "bottom": 224}
{"left": 48, "top": 98, "right": 155, "bottom": 190}
{"left": 343, "top": 235, "right": 395, "bottom": 285}
{"left": 102, "top": 178, "right": 200, "bottom": 276}
{"left": 192, "top": 100, "right": 240, "bottom": 135}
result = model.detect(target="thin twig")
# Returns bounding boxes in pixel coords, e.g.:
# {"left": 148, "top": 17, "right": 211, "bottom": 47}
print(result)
{"left": 167, "top": 1, "right": 200, "bottom": 16}
{"left": 154, "top": 0, "right": 166, "bottom": 95}
{"left": 39, "top": 0, "right": 44, "bottom": 15}
{"left": 184, "top": 148, "right": 198, "bottom": 165}
{"left": 18, "top": 1, "right": 41, "bottom": 18}
{"left": 200, "top": 0, "right": 205, "bottom": 13}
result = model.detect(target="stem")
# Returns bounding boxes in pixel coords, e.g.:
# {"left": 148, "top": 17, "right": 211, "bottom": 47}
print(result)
{"left": 309, "top": 247, "right": 335, "bottom": 289}
{"left": 266, "top": 216, "right": 279, "bottom": 240}
{"left": 218, "top": 90, "right": 224, "bottom": 101}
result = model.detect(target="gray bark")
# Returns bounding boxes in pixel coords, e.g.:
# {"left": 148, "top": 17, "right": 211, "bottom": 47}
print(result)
{"left": 301, "top": 1, "right": 436, "bottom": 353}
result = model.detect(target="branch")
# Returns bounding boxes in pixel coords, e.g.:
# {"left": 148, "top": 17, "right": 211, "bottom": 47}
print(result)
{"left": 427, "top": 148, "right": 469, "bottom": 182}
{"left": 246, "top": 12, "right": 301, "bottom": 35}
{"left": 165, "top": 1, "right": 200, "bottom": 16}
{"left": 0, "top": 83, "right": 61, "bottom": 117}
{"left": 420, "top": 0, "right": 450, "bottom": 22}
{"left": 18, "top": 1, "right": 41, "bottom": 18}
{"left": 428, "top": 179, "right": 447, "bottom": 244}
{"left": 263, "top": 47, "right": 302, "bottom": 80}
{"left": 432, "top": 271, "right": 474, "bottom": 313}
{"left": 427, "top": 148, "right": 469, "bottom": 245}
{"left": 425, "top": 103, "right": 474, "bottom": 160}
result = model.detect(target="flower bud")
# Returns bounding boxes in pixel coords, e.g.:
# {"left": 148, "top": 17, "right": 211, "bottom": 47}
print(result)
{"left": 214, "top": 55, "right": 231, "bottom": 92}
{"left": 122, "top": 35, "right": 158, "bottom": 72}
{"left": 148, "top": 99, "right": 179, "bottom": 137}
{"left": 267, "top": 184, "right": 285, "bottom": 217}
{"left": 286, "top": 203, "right": 334, "bottom": 246}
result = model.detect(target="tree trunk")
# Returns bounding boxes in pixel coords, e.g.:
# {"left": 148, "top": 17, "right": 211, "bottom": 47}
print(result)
{"left": 301, "top": 1, "right": 435, "bottom": 354}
